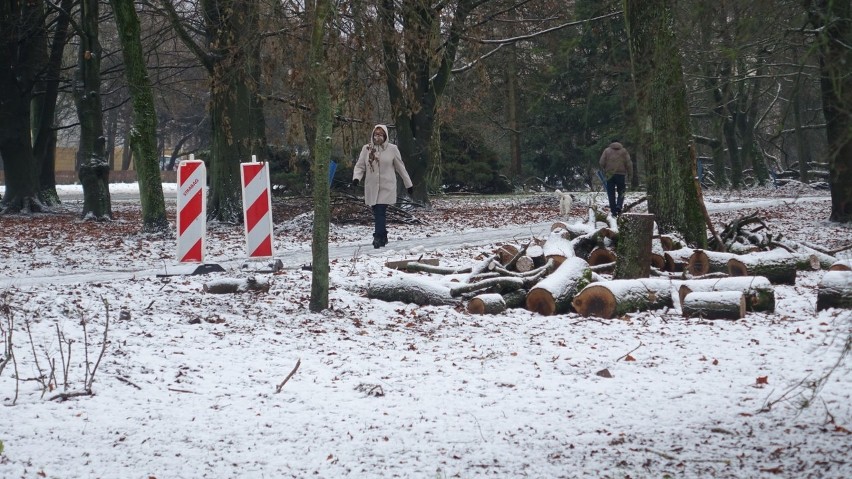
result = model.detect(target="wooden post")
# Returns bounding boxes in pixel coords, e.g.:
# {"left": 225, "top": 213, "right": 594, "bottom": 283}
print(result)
{"left": 614, "top": 213, "right": 655, "bottom": 279}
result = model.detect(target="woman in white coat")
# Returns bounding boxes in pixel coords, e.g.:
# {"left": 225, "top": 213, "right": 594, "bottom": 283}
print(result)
{"left": 352, "top": 125, "right": 414, "bottom": 248}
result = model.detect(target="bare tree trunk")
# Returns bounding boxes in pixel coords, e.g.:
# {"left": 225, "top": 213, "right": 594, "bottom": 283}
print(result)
{"left": 307, "top": 0, "right": 333, "bottom": 312}
{"left": 75, "top": 0, "right": 112, "bottom": 220}
{"left": 624, "top": 0, "right": 707, "bottom": 246}
{"left": 110, "top": 0, "right": 168, "bottom": 231}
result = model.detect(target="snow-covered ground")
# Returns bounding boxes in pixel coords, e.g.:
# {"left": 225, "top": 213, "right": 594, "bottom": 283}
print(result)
{"left": 0, "top": 183, "right": 849, "bottom": 479}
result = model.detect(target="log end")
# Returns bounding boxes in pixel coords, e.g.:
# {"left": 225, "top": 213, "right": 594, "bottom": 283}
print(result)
{"left": 571, "top": 284, "right": 616, "bottom": 319}
{"left": 525, "top": 288, "right": 556, "bottom": 316}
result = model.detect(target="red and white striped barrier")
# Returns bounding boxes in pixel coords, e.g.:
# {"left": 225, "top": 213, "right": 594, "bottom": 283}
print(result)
{"left": 176, "top": 156, "right": 207, "bottom": 263}
{"left": 240, "top": 157, "right": 274, "bottom": 259}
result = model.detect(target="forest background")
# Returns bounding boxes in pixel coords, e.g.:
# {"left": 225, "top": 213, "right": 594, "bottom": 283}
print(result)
{"left": 1, "top": 0, "right": 851, "bottom": 307}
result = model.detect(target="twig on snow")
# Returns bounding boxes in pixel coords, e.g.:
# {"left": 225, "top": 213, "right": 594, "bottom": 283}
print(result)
{"left": 276, "top": 358, "right": 302, "bottom": 393}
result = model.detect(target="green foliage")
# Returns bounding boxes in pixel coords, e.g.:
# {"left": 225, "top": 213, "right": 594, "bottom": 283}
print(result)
{"left": 267, "top": 144, "right": 312, "bottom": 196}
{"left": 520, "top": 0, "right": 634, "bottom": 188}
{"left": 0, "top": 439, "right": 4, "bottom": 454}
{"left": 440, "top": 127, "right": 512, "bottom": 194}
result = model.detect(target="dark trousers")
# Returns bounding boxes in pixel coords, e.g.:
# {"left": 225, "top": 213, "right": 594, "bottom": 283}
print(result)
{"left": 371, "top": 204, "right": 387, "bottom": 236}
{"left": 605, "top": 174, "right": 626, "bottom": 214}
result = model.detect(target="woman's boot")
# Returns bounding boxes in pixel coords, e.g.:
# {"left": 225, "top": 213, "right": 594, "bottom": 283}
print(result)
{"left": 380, "top": 232, "right": 388, "bottom": 247}
{"left": 372, "top": 234, "right": 382, "bottom": 249}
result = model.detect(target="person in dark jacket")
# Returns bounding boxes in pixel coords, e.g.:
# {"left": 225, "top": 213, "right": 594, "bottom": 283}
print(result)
{"left": 352, "top": 125, "right": 414, "bottom": 248}
{"left": 599, "top": 139, "right": 633, "bottom": 216}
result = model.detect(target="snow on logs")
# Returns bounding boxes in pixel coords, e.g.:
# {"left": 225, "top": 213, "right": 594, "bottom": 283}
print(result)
{"left": 816, "top": 270, "right": 852, "bottom": 311}
{"left": 681, "top": 291, "right": 746, "bottom": 320}
{"left": 367, "top": 275, "right": 456, "bottom": 306}
{"left": 525, "top": 257, "right": 591, "bottom": 316}
{"left": 571, "top": 278, "right": 674, "bottom": 319}
{"left": 203, "top": 276, "right": 270, "bottom": 294}
{"left": 829, "top": 259, "right": 852, "bottom": 272}
{"left": 675, "top": 276, "right": 775, "bottom": 313}
{"left": 726, "top": 248, "right": 797, "bottom": 284}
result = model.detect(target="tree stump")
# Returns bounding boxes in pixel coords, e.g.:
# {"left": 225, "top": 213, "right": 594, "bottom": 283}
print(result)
{"left": 571, "top": 278, "right": 673, "bottom": 319}
{"left": 525, "top": 257, "right": 591, "bottom": 316}
{"left": 816, "top": 271, "right": 852, "bottom": 311}
{"left": 726, "top": 249, "right": 797, "bottom": 285}
{"left": 675, "top": 276, "right": 775, "bottom": 312}
{"left": 682, "top": 290, "right": 746, "bottom": 320}
{"left": 467, "top": 293, "right": 507, "bottom": 315}
{"left": 614, "top": 213, "right": 655, "bottom": 279}
{"left": 367, "top": 276, "right": 456, "bottom": 306}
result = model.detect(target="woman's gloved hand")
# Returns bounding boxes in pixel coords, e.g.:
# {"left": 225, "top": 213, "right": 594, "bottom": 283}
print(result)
{"left": 352, "top": 178, "right": 359, "bottom": 187}
{"left": 407, "top": 186, "right": 414, "bottom": 195}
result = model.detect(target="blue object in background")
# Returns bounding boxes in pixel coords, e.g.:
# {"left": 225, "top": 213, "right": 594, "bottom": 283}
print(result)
{"left": 596, "top": 170, "right": 607, "bottom": 185}
{"left": 697, "top": 158, "right": 704, "bottom": 184}
{"left": 328, "top": 160, "right": 337, "bottom": 185}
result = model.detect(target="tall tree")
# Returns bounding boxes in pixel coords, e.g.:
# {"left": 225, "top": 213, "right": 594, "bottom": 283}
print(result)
{"left": 0, "top": 0, "right": 43, "bottom": 213}
{"left": 378, "top": 0, "right": 480, "bottom": 205}
{"left": 31, "top": 0, "right": 72, "bottom": 207}
{"left": 307, "top": 0, "right": 334, "bottom": 312}
{"left": 110, "top": 0, "right": 168, "bottom": 231}
{"left": 75, "top": 0, "right": 112, "bottom": 220}
{"left": 624, "top": 0, "right": 706, "bottom": 246}
{"left": 161, "top": 0, "right": 268, "bottom": 223}
{"left": 805, "top": 0, "right": 852, "bottom": 222}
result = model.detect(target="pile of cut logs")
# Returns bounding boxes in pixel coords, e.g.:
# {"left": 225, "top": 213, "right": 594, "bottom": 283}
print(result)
{"left": 367, "top": 210, "right": 852, "bottom": 318}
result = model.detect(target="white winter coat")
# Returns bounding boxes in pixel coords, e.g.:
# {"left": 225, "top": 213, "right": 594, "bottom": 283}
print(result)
{"left": 352, "top": 125, "right": 413, "bottom": 206}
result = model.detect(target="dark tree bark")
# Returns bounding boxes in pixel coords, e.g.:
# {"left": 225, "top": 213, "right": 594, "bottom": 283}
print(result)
{"left": 110, "top": 0, "right": 168, "bottom": 231}
{"left": 804, "top": 0, "right": 852, "bottom": 222}
{"left": 75, "top": 0, "right": 112, "bottom": 220}
{"left": 32, "top": 0, "right": 72, "bottom": 207}
{"left": 162, "top": 0, "right": 268, "bottom": 223}
{"left": 0, "top": 0, "right": 43, "bottom": 213}
{"left": 379, "top": 0, "right": 478, "bottom": 206}
{"left": 624, "top": 0, "right": 707, "bottom": 247}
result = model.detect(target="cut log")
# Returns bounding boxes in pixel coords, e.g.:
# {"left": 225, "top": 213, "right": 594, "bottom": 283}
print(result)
{"left": 688, "top": 249, "right": 736, "bottom": 276}
{"left": 526, "top": 244, "right": 546, "bottom": 267}
{"left": 726, "top": 249, "right": 797, "bottom": 285}
{"left": 203, "top": 277, "right": 270, "bottom": 294}
{"left": 390, "top": 260, "right": 471, "bottom": 275}
{"left": 385, "top": 258, "right": 440, "bottom": 270}
{"left": 502, "top": 289, "right": 529, "bottom": 309}
{"left": 525, "top": 257, "right": 591, "bottom": 316}
{"left": 829, "top": 259, "right": 852, "bottom": 272}
{"left": 675, "top": 276, "right": 775, "bottom": 312}
{"left": 515, "top": 255, "right": 535, "bottom": 272}
{"left": 816, "top": 271, "right": 852, "bottom": 311}
{"left": 777, "top": 241, "right": 837, "bottom": 269}
{"left": 542, "top": 230, "right": 575, "bottom": 266}
{"left": 588, "top": 247, "right": 617, "bottom": 267}
{"left": 467, "top": 293, "right": 507, "bottom": 315}
{"left": 450, "top": 276, "right": 525, "bottom": 298}
{"left": 659, "top": 234, "right": 684, "bottom": 251}
{"left": 663, "top": 247, "right": 694, "bottom": 272}
{"left": 367, "top": 276, "right": 456, "bottom": 306}
{"left": 495, "top": 244, "right": 521, "bottom": 265}
{"left": 614, "top": 213, "right": 655, "bottom": 279}
{"left": 682, "top": 291, "right": 746, "bottom": 320}
{"left": 571, "top": 278, "right": 673, "bottom": 319}
{"left": 651, "top": 253, "right": 666, "bottom": 270}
